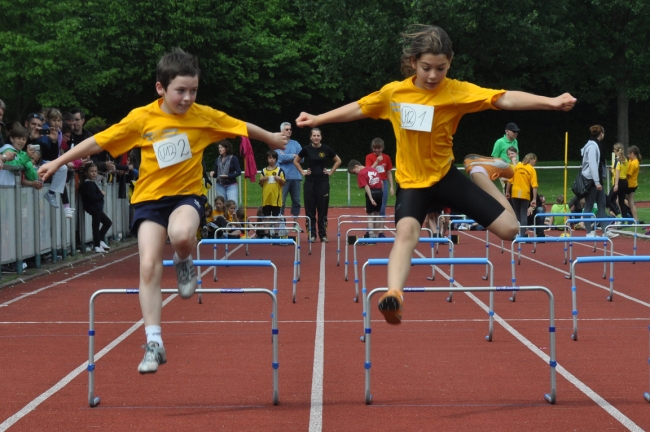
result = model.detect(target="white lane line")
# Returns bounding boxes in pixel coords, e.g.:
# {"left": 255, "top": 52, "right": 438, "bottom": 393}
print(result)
{"left": 0, "top": 293, "right": 176, "bottom": 431}
{"left": 461, "top": 232, "right": 650, "bottom": 308}
{"left": 0, "top": 252, "right": 139, "bottom": 308}
{"left": 410, "top": 246, "right": 643, "bottom": 431}
{"left": 309, "top": 242, "right": 326, "bottom": 432}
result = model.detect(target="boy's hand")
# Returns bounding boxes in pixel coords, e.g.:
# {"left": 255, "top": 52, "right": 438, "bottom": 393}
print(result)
{"left": 268, "top": 132, "right": 288, "bottom": 150}
{"left": 370, "top": 199, "right": 376, "bottom": 206}
{"left": 376, "top": 155, "right": 383, "bottom": 162}
{"left": 4, "top": 152, "right": 16, "bottom": 162}
{"left": 38, "top": 161, "right": 61, "bottom": 182}
{"left": 296, "top": 112, "right": 317, "bottom": 128}
{"left": 389, "top": 186, "right": 395, "bottom": 197}
{"left": 303, "top": 169, "right": 311, "bottom": 176}
{"left": 554, "top": 93, "right": 577, "bottom": 111}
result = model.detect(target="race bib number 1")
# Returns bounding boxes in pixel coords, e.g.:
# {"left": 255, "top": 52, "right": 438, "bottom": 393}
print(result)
{"left": 153, "top": 133, "right": 192, "bottom": 168}
{"left": 400, "top": 103, "right": 434, "bottom": 132}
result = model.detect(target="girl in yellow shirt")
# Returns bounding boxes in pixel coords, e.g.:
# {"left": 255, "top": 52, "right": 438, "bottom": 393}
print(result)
{"left": 505, "top": 153, "right": 538, "bottom": 237}
{"left": 296, "top": 24, "right": 576, "bottom": 324}
{"left": 611, "top": 143, "right": 629, "bottom": 219}
{"left": 626, "top": 146, "right": 641, "bottom": 222}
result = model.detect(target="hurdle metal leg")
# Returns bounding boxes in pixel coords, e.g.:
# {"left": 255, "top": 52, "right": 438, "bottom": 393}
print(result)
{"left": 88, "top": 288, "right": 279, "bottom": 407}
{"left": 363, "top": 285, "right": 556, "bottom": 405}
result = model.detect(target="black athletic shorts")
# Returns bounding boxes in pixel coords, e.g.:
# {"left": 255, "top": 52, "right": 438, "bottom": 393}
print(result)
{"left": 262, "top": 205, "right": 281, "bottom": 217}
{"left": 365, "top": 188, "right": 383, "bottom": 214}
{"left": 395, "top": 164, "right": 505, "bottom": 228}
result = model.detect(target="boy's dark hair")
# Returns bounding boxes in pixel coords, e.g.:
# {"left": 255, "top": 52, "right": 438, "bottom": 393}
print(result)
{"left": 70, "top": 108, "right": 85, "bottom": 119}
{"left": 156, "top": 48, "right": 200, "bottom": 90}
{"left": 348, "top": 159, "right": 363, "bottom": 172}
{"left": 371, "top": 138, "right": 384, "bottom": 150}
{"left": 62, "top": 111, "right": 74, "bottom": 123}
{"left": 62, "top": 124, "right": 73, "bottom": 134}
{"left": 10, "top": 124, "right": 28, "bottom": 138}
{"left": 266, "top": 149, "right": 278, "bottom": 160}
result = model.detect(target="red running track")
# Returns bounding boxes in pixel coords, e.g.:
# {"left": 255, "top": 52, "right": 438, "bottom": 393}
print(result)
{"left": 1, "top": 207, "right": 649, "bottom": 431}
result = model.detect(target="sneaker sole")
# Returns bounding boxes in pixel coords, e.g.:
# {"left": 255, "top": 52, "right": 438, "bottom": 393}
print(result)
{"left": 378, "top": 292, "right": 403, "bottom": 325}
{"left": 464, "top": 154, "right": 514, "bottom": 180}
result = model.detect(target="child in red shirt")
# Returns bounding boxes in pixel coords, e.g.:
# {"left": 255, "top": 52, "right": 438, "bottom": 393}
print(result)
{"left": 365, "top": 137, "right": 394, "bottom": 216}
{"left": 349, "top": 159, "right": 384, "bottom": 237}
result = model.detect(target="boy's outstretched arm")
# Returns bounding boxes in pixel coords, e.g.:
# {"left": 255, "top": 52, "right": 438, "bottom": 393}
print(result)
{"left": 38, "top": 137, "right": 101, "bottom": 181}
{"left": 246, "top": 123, "right": 287, "bottom": 150}
{"left": 296, "top": 102, "right": 367, "bottom": 128}
{"left": 495, "top": 91, "right": 577, "bottom": 111}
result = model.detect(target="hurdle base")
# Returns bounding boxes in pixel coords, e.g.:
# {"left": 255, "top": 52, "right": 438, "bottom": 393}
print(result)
{"left": 89, "top": 396, "right": 100, "bottom": 407}
{"left": 544, "top": 393, "right": 556, "bottom": 404}
{"left": 644, "top": 392, "right": 650, "bottom": 402}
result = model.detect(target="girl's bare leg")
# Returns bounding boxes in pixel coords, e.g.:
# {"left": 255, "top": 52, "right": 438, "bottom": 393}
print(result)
{"left": 470, "top": 172, "right": 518, "bottom": 239}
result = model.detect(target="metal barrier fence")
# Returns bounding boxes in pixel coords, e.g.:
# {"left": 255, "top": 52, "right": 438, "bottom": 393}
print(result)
{"left": 0, "top": 170, "right": 130, "bottom": 280}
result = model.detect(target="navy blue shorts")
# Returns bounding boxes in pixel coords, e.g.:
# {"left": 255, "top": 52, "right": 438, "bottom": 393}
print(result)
{"left": 131, "top": 195, "right": 207, "bottom": 237}
{"left": 395, "top": 164, "right": 504, "bottom": 228}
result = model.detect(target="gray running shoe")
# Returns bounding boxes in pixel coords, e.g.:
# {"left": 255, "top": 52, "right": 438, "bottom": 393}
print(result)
{"left": 174, "top": 254, "right": 197, "bottom": 298}
{"left": 44, "top": 193, "right": 60, "bottom": 208}
{"left": 138, "top": 342, "right": 167, "bottom": 374}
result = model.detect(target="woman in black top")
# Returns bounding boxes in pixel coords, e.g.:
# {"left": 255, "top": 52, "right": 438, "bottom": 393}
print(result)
{"left": 293, "top": 128, "right": 341, "bottom": 242}
{"left": 211, "top": 140, "right": 241, "bottom": 209}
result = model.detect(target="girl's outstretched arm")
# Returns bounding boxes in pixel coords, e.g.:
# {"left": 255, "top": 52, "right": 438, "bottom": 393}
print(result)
{"left": 296, "top": 102, "right": 367, "bottom": 128}
{"left": 495, "top": 91, "right": 577, "bottom": 112}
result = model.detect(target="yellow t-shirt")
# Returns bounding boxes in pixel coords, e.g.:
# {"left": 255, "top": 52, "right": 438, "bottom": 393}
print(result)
{"left": 627, "top": 159, "right": 639, "bottom": 188}
{"left": 211, "top": 209, "right": 225, "bottom": 221}
{"left": 261, "top": 166, "right": 285, "bottom": 207}
{"left": 508, "top": 162, "right": 538, "bottom": 200}
{"left": 612, "top": 159, "right": 628, "bottom": 180}
{"left": 94, "top": 99, "right": 247, "bottom": 204}
{"left": 358, "top": 77, "right": 505, "bottom": 188}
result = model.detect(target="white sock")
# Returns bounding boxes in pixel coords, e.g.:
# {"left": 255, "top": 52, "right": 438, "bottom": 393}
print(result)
{"left": 469, "top": 166, "right": 488, "bottom": 177}
{"left": 173, "top": 252, "right": 191, "bottom": 263}
{"left": 145, "top": 325, "right": 163, "bottom": 347}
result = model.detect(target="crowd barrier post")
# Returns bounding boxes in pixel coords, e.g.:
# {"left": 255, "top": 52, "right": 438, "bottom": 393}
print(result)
{"left": 13, "top": 174, "right": 24, "bottom": 274}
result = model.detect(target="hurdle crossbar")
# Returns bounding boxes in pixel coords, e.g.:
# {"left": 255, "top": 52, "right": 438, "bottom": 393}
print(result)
{"left": 361, "top": 257, "right": 495, "bottom": 341}
{"left": 363, "top": 285, "right": 557, "bottom": 405}
{"left": 337, "top": 218, "right": 395, "bottom": 266}
{"left": 87, "top": 287, "right": 279, "bottom": 407}
{"left": 509, "top": 235, "right": 614, "bottom": 301}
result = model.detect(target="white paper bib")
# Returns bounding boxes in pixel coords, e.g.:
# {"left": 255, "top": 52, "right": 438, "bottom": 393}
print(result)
{"left": 153, "top": 133, "right": 192, "bottom": 168}
{"left": 400, "top": 103, "right": 434, "bottom": 132}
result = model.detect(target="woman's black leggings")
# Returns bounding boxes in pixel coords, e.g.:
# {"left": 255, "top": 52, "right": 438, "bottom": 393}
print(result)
{"left": 304, "top": 179, "right": 330, "bottom": 239}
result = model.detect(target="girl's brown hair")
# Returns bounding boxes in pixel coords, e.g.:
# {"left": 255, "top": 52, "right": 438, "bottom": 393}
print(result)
{"left": 400, "top": 25, "right": 454, "bottom": 77}
{"left": 522, "top": 153, "right": 537, "bottom": 165}
{"left": 589, "top": 125, "right": 604, "bottom": 139}
{"left": 612, "top": 142, "right": 627, "bottom": 163}
{"left": 628, "top": 145, "right": 642, "bottom": 162}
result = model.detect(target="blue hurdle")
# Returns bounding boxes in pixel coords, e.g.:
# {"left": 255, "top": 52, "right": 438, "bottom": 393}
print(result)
{"left": 604, "top": 223, "right": 650, "bottom": 259}
{"left": 343, "top": 227, "right": 434, "bottom": 281}
{"left": 246, "top": 215, "right": 312, "bottom": 255}
{"left": 569, "top": 255, "right": 650, "bottom": 341}
{"left": 437, "top": 215, "right": 493, "bottom": 280}
{"left": 196, "top": 238, "right": 297, "bottom": 303}
{"left": 509, "top": 236, "right": 614, "bottom": 302}
{"left": 360, "top": 257, "right": 497, "bottom": 342}
{"left": 363, "top": 285, "right": 557, "bottom": 405}
{"left": 337, "top": 217, "right": 395, "bottom": 266}
{"left": 87, "top": 287, "right": 279, "bottom": 407}
{"left": 354, "top": 237, "right": 454, "bottom": 303}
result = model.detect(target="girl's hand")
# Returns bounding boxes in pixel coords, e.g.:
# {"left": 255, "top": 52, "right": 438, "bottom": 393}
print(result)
{"left": 101, "top": 190, "right": 106, "bottom": 196}
{"left": 303, "top": 169, "right": 311, "bottom": 176}
{"left": 553, "top": 93, "right": 577, "bottom": 111}
{"left": 613, "top": 185, "right": 618, "bottom": 192}
{"left": 296, "top": 112, "right": 317, "bottom": 128}
{"left": 527, "top": 206, "right": 534, "bottom": 216}
{"left": 268, "top": 132, "right": 288, "bottom": 150}
{"left": 274, "top": 175, "right": 282, "bottom": 181}
{"left": 505, "top": 193, "right": 511, "bottom": 199}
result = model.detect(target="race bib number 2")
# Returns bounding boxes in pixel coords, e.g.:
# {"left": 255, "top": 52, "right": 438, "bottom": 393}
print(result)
{"left": 400, "top": 103, "right": 434, "bottom": 132}
{"left": 153, "top": 133, "right": 192, "bottom": 168}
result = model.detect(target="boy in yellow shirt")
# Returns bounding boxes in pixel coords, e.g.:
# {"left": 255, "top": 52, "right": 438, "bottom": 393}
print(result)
{"left": 296, "top": 25, "right": 576, "bottom": 324}
{"left": 39, "top": 48, "right": 286, "bottom": 373}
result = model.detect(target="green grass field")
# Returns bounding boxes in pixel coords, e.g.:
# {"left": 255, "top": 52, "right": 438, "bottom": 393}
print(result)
{"left": 235, "top": 161, "right": 650, "bottom": 221}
